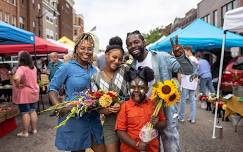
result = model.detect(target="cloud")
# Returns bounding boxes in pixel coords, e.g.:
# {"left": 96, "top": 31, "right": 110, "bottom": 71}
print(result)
{"left": 74, "top": 0, "right": 201, "bottom": 49}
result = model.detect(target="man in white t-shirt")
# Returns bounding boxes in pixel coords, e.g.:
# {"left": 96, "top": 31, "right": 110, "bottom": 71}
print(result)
{"left": 178, "top": 46, "right": 198, "bottom": 124}
{"left": 126, "top": 30, "right": 196, "bottom": 152}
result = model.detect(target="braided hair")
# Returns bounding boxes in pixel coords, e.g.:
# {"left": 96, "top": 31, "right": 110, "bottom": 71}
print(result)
{"left": 74, "top": 32, "right": 95, "bottom": 54}
{"left": 126, "top": 30, "right": 144, "bottom": 44}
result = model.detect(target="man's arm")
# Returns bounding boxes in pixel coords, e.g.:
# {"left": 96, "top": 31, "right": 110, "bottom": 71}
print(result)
{"left": 169, "top": 36, "right": 197, "bottom": 76}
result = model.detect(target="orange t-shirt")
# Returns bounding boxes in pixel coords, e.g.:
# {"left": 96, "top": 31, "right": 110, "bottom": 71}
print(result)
{"left": 115, "top": 98, "right": 166, "bottom": 152}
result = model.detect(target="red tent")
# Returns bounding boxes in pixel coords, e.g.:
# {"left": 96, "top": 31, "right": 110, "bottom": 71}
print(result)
{"left": 0, "top": 36, "right": 68, "bottom": 55}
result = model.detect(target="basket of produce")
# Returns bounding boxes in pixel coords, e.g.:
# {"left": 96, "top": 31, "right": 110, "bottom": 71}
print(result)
{"left": 0, "top": 108, "right": 6, "bottom": 123}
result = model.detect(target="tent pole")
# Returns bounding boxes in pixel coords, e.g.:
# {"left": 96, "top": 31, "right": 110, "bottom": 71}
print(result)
{"left": 212, "top": 31, "right": 226, "bottom": 139}
{"left": 34, "top": 43, "right": 37, "bottom": 66}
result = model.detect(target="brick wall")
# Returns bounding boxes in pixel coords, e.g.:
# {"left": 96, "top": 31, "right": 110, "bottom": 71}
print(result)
{"left": 58, "top": 0, "right": 73, "bottom": 40}
{"left": 0, "top": 0, "right": 17, "bottom": 26}
{"left": 197, "top": 0, "right": 240, "bottom": 27}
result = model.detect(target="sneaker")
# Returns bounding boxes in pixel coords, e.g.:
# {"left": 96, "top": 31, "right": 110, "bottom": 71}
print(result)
{"left": 17, "top": 132, "right": 29, "bottom": 137}
{"left": 190, "top": 120, "right": 196, "bottom": 124}
{"left": 30, "top": 129, "right": 37, "bottom": 134}
{"left": 178, "top": 118, "right": 185, "bottom": 122}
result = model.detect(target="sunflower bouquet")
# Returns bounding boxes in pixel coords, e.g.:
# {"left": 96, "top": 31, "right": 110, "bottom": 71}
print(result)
{"left": 41, "top": 90, "right": 120, "bottom": 128}
{"left": 139, "top": 80, "right": 181, "bottom": 143}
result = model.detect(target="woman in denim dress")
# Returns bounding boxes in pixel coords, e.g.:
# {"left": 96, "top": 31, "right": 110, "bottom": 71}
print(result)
{"left": 48, "top": 33, "right": 105, "bottom": 152}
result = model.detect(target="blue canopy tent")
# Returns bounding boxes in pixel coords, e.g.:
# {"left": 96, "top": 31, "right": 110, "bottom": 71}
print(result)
{"left": 0, "top": 21, "right": 35, "bottom": 45}
{"left": 146, "top": 35, "right": 167, "bottom": 50}
{"left": 149, "top": 19, "right": 243, "bottom": 52}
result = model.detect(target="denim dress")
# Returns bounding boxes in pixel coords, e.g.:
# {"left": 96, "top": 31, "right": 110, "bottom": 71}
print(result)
{"left": 48, "top": 60, "right": 104, "bottom": 151}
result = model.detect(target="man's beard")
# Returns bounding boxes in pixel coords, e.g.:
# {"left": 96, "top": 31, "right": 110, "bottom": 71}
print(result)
{"left": 132, "top": 47, "right": 145, "bottom": 60}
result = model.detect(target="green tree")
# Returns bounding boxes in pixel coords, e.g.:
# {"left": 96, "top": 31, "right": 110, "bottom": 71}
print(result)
{"left": 143, "top": 27, "right": 163, "bottom": 46}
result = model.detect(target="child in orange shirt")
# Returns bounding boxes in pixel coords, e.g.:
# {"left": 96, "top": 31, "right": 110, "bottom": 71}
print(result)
{"left": 116, "top": 67, "right": 166, "bottom": 152}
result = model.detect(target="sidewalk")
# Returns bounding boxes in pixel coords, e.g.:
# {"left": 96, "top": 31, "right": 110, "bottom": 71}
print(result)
{"left": 0, "top": 97, "right": 242, "bottom": 152}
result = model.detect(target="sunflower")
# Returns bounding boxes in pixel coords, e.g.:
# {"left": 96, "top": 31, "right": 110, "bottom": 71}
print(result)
{"left": 157, "top": 80, "right": 177, "bottom": 100}
{"left": 99, "top": 94, "right": 113, "bottom": 108}
{"left": 151, "top": 86, "right": 159, "bottom": 101}
{"left": 163, "top": 89, "right": 181, "bottom": 107}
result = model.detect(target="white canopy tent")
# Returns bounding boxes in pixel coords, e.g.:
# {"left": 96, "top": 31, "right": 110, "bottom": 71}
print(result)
{"left": 223, "top": 7, "right": 243, "bottom": 33}
{"left": 212, "top": 7, "right": 243, "bottom": 139}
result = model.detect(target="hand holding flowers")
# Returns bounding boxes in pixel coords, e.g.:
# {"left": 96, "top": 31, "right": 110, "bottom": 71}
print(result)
{"left": 139, "top": 79, "right": 181, "bottom": 143}
{"left": 41, "top": 90, "right": 120, "bottom": 128}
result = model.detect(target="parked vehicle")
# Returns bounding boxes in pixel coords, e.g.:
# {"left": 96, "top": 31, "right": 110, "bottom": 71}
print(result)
{"left": 221, "top": 56, "right": 243, "bottom": 93}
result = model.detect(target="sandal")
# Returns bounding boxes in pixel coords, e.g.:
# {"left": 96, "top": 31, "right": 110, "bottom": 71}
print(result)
{"left": 17, "top": 132, "right": 29, "bottom": 137}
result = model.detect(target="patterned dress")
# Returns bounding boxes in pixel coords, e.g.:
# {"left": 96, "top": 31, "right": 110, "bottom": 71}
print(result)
{"left": 91, "top": 64, "right": 130, "bottom": 144}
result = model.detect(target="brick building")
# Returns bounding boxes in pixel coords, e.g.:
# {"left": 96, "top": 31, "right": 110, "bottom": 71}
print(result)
{"left": 197, "top": 0, "right": 243, "bottom": 27}
{"left": 0, "top": 0, "right": 42, "bottom": 37}
{"left": 171, "top": 8, "right": 197, "bottom": 32}
{"left": 0, "top": 0, "right": 17, "bottom": 26}
{"left": 19, "top": 0, "right": 42, "bottom": 37}
{"left": 73, "top": 10, "right": 84, "bottom": 41}
{"left": 58, "top": 0, "right": 74, "bottom": 40}
{"left": 42, "top": 0, "right": 59, "bottom": 39}
{"left": 1, "top": 0, "right": 75, "bottom": 40}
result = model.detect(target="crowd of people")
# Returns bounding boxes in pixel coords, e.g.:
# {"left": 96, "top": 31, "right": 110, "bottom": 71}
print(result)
{"left": 6, "top": 30, "right": 219, "bottom": 152}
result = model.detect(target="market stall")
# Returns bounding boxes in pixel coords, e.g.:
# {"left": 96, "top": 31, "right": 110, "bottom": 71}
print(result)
{"left": 212, "top": 7, "right": 243, "bottom": 138}
{"left": 148, "top": 19, "right": 243, "bottom": 52}
{"left": 0, "top": 102, "right": 19, "bottom": 138}
{"left": 0, "top": 21, "right": 35, "bottom": 45}
{"left": 0, "top": 22, "right": 35, "bottom": 138}
{"left": 0, "top": 36, "right": 68, "bottom": 55}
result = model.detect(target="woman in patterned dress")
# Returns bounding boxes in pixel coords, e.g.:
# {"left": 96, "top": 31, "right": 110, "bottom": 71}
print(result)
{"left": 91, "top": 36, "right": 129, "bottom": 152}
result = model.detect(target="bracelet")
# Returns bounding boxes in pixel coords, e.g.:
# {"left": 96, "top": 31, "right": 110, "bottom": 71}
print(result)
{"left": 135, "top": 141, "right": 140, "bottom": 149}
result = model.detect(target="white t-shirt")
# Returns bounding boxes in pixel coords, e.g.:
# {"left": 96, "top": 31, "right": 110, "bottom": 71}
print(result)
{"left": 181, "top": 55, "right": 198, "bottom": 90}
{"left": 136, "top": 52, "right": 155, "bottom": 96}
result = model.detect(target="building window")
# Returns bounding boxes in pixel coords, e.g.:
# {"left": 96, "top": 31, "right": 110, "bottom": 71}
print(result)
{"left": 74, "top": 29, "right": 78, "bottom": 36}
{"left": 5, "top": 13, "right": 10, "bottom": 24}
{"left": 19, "top": 17, "right": 25, "bottom": 29}
{"left": 4, "top": 0, "right": 16, "bottom": 5}
{"left": 202, "top": 14, "right": 210, "bottom": 24}
{"left": 221, "top": 0, "right": 237, "bottom": 26}
{"left": 46, "top": 28, "right": 54, "bottom": 39}
{"left": 12, "top": 15, "right": 16, "bottom": 26}
{"left": 213, "top": 10, "right": 218, "bottom": 27}
{"left": 233, "top": 0, "right": 238, "bottom": 9}
{"left": 0, "top": 11, "right": 2, "bottom": 21}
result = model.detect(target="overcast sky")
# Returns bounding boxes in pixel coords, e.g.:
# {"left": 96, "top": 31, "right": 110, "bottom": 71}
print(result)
{"left": 74, "top": 0, "right": 202, "bottom": 50}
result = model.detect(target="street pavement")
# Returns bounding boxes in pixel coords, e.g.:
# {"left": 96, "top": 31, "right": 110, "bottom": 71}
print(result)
{"left": 0, "top": 96, "right": 242, "bottom": 152}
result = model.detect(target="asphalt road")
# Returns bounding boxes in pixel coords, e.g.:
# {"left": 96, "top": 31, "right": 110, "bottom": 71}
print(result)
{"left": 0, "top": 97, "right": 242, "bottom": 152}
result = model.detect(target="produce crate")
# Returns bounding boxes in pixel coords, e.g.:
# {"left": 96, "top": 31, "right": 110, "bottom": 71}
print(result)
{"left": 0, "top": 111, "right": 6, "bottom": 123}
